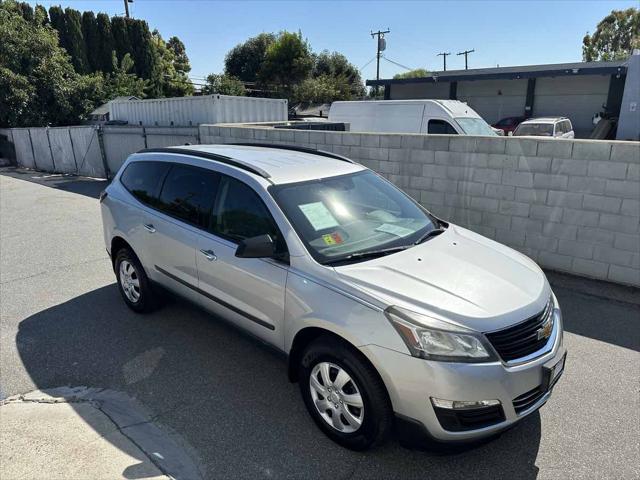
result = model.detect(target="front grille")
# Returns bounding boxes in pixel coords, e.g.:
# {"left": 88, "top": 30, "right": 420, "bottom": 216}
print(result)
{"left": 485, "top": 299, "right": 554, "bottom": 362}
{"left": 513, "top": 385, "right": 546, "bottom": 414}
{"left": 433, "top": 405, "right": 506, "bottom": 432}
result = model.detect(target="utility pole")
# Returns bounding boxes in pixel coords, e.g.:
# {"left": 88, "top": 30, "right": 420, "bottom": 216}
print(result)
{"left": 437, "top": 52, "right": 451, "bottom": 71}
{"left": 371, "top": 28, "right": 390, "bottom": 96}
{"left": 123, "top": 0, "right": 131, "bottom": 18}
{"left": 457, "top": 49, "right": 475, "bottom": 70}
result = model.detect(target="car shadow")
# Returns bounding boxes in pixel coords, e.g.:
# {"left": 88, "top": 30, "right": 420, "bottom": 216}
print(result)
{"left": 0, "top": 167, "right": 108, "bottom": 199}
{"left": 16, "top": 284, "right": 542, "bottom": 479}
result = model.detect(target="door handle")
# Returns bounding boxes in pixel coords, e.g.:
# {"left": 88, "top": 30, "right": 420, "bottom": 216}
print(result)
{"left": 143, "top": 223, "right": 156, "bottom": 233}
{"left": 200, "top": 249, "right": 217, "bottom": 261}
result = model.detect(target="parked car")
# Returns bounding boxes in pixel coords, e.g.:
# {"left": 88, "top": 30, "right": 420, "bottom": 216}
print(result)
{"left": 329, "top": 99, "right": 498, "bottom": 136}
{"left": 492, "top": 116, "right": 526, "bottom": 135}
{"left": 512, "top": 117, "right": 574, "bottom": 138}
{"left": 101, "top": 144, "right": 566, "bottom": 450}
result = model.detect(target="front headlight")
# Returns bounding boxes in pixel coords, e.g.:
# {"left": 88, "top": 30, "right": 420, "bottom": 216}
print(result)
{"left": 384, "top": 306, "right": 497, "bottom": 362}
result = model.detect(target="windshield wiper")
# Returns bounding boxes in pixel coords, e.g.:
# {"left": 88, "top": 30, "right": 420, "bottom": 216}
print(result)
{"left": 414, "top": 227, "right": 446, "bottom": 245}
{"left": 324, "top": 245, "right": 411, "bottom": 266}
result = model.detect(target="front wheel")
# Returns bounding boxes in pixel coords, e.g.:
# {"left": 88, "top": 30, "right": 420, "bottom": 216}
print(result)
{"left": 299, "top": 336, "right": 393, "bottom": 450}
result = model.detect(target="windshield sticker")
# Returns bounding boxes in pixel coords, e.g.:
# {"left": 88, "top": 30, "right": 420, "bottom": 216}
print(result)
{"left": 322, "top": 232, "right": 344, "bottom": 246}
{"left": 375, "top": 223, "right": 414, "bottom": 237}
{"left": 299, "top": 202, "right": 339, "bottom": 231}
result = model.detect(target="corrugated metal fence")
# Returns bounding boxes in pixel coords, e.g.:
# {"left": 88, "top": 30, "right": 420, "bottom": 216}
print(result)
{"left": 2, "top": 126, "right": 198, "bottom": 178}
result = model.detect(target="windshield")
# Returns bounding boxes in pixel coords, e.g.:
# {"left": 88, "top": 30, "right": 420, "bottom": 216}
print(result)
{"left": 270, "top": 171, "right": 437, "bottom": 265}
{"left": 454, "top": 117, "right": 497, "bottom": 136}
{"left": 514, "top": 123, "right": 554, "bottom": 136}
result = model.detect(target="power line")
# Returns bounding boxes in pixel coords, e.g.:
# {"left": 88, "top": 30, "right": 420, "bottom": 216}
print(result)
{"left": 359, "top": 56, "right": 378, "bottom": 72}
{"left": 381, "top": 55, "right": 413, "bottom": 71}
{"left": 437, "top": 52, "right": 451, "bottom": 71}
{"left": 457, "top": 49, "right": 475, "bottom": 70}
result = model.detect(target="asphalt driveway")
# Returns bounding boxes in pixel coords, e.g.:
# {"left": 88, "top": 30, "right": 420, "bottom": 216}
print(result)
{"left": 1, "top": 168, "right": 638, "bottom": 479}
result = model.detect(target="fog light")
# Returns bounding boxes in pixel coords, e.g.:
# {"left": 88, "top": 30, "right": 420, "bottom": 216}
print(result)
{"left": 431, "top": 397, "right": 501, "bottom": 410}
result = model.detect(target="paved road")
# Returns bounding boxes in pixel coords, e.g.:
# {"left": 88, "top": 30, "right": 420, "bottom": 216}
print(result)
{"left": 1, "top": 168, "right": 639, "bottom": 480}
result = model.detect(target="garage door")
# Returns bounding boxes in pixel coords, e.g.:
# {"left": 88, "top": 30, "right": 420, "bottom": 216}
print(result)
{"left": 457, "top": 79, "right": 527, "bottom": 124}
{"left": 390, "top": 82, "right": 449, "bottom": 99}
{"left": 534, "top": 75, "right": 610, "bottom": 137}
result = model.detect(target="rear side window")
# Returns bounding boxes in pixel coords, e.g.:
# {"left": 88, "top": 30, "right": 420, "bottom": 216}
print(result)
{"left": 120, "top": 161, "right": 170, "bottom": 207}
{"left": 564, "top": 120, "right": 572, "bottom": 132}
{"left": 211, "top": 176, "right": 278, "bottom": 242}
{"left": 156, "top": 165, "right": 219, "bottom": 228}
{"left": 427, "top": 119, "right": 458, "bottom": 134}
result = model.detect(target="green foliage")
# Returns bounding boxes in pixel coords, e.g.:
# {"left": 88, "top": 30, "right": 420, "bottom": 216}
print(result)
{"left": 260, "top": 31, "right": 314, "bottom": 93}
{"left": 167, "top": 36, "right": 191, "bottom": 74}
{"left": 224, "top": 33, "right": 275, "bottom": 82}
{"left": 103, "top": 52, "right": 147, "bottom": 99}
{"left": 393, "top": 68, "right": 429, "bottom": 79}
{"left": 583, "top": 8, "right": 640, "bottom": 61}
{"left": 111, "top": 16, "right": 131, "bottom": 64}
{"left": 312, "top": 50, "right": 365, "bottom": 98}
{"left": 95, "top": 13, "right": 115, "bottom": 73}
{"left": 0, "top": 4, "right": 103, "bottom": 126}
{"left": 202, "top": 74, "right": 247, "bottom": 96}
{"left": 81, "top": 12, "right": 100, "bottom": 72}
{"left": 63, "top": 8, "right": 89, "bottom": 74}
{"left": 148, "top": 30, "right": 194, "bottom": 98}
{"left": 34, "top": 4, "right": 47, "bottom": 25}
{"left": 127, "top": 19, "right": 155, "bottom": 80}
{"left": 292, "top": 75, "right": 352, "bottom": 104}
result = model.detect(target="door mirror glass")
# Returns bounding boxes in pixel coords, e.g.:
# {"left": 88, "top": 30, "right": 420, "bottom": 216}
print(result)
{"left": 235, "top": 234, "right": 276, "bottom": 258}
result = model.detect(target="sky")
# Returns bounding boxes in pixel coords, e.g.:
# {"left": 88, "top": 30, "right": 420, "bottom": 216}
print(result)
{"left": 25, "top": 0, "right": 639, "bottom": 84}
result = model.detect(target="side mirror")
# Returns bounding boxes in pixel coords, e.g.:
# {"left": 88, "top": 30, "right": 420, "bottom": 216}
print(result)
{"left": 507, "top": 131, "right": 514, "bottom": 136}
{"left": 235, "top": 234, "right": 276, "bottom": 258}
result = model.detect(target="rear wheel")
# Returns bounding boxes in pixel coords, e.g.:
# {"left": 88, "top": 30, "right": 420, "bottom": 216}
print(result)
{"left": 114, "top": 248, "right": 157, "bottom": 313}
{"left": 299, "top": 336, "right": 393, "bottom": 450}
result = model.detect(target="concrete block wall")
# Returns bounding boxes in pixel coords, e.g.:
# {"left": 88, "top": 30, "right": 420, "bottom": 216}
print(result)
{"left": 201, "top": 124, "right": 640, "bottom": 287}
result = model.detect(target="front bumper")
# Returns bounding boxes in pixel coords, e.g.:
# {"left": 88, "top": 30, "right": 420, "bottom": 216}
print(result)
{"left": 360, "top": 314, "right": 566, "bottom": 443}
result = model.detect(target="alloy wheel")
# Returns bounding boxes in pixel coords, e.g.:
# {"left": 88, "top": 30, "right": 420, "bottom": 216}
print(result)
{"left": 309, "top": 362, "right": 364, "bottom": 433}
{"left": 119, "top": 260, "right": 141, "bottom": 303}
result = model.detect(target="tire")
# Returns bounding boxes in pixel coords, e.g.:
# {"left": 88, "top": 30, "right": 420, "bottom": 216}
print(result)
{"left": 114, "top": 247, "right": 157, "bottom": 313}
{"left": 299, "top": 336, "right": 393, "bottom": 450}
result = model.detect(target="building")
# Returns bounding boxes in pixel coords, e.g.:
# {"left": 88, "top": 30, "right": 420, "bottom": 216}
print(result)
{"left": 367, "top": 55, "right": 639, "bottom": 140}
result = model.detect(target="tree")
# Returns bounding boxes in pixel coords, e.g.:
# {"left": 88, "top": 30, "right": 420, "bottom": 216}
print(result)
{"left": 312, "top": 50, "right": 365, "bottom": 98}
{"left": 148, "top": 30, "right": 193, "bottom": 97}
{"left": 95, "top": 13, "right": 115, "bottom": 73}
{"left": 393, "top": 68, "right": 429, "bottom": 79}
{"left": 82, "top": 11, "right": 100, "bottom": 72}
{"left": 111, "top": 16, "right": 131, "bottom": 64}
{"left": 104, "top": 52, "right": 147, "bottom": 99}
{"left": 583, "top": 8, "right": 640, "bottom": 61}
{"left": 292, "top": 75, "right": 351, "bottom": 104}
{"left": 34, "top": 4, "right": 48, "bottom": 25}
{"left": 0, "top": 2, "right": 104, "bottom": 127}
{"left": 259, "top": 31, "right": 313, "bottom": 93}
{"left": 224, "top": 33, "right": 275, "bottom": 82}
{"left": 127, "top": 19, "right": 156, "bottom": 80}
{"left": 167, "top": 36, "right": 191, "bottom": 74}
{"left": 63, "top": 8, "right": 89, "bottom": 73}
{"left": 202, "top": 74, "right": 246, "bottom": 96}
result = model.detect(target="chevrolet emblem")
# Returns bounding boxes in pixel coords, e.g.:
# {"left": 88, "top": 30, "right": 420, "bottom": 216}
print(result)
{"left": 536, "top": 318, "right": 553, "bottom": 341}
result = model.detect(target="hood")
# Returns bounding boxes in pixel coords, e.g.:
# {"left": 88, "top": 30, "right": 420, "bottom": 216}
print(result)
{"left": 334, "top": 225, "right": 549, "bottom": 332}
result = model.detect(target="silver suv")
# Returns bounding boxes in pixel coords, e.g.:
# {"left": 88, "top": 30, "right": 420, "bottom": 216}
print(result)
{"left": 101, "top": 144, "right": 566, "bottom": 450}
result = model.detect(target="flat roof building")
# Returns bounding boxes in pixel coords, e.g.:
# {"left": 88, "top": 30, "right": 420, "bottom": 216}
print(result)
{"left": 367, "top": 55, "right": 638, "bottom": 140}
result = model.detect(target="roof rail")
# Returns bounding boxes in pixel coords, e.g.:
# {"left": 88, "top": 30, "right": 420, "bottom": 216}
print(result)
{"left": 228, "top": 143, "right": 355, "bottom": 164}
{"left": 137, "top": 147, "right": 271, "bottom": 179}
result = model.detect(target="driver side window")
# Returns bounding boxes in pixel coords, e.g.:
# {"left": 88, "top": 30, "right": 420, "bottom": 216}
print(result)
{"left": 210, "top": 175, "right": 279, "bottom": 243}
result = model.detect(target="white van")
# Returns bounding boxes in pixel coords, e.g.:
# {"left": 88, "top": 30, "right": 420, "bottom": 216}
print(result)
{"left": 329, "top": 99, "right": 497, "bottom": 136}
